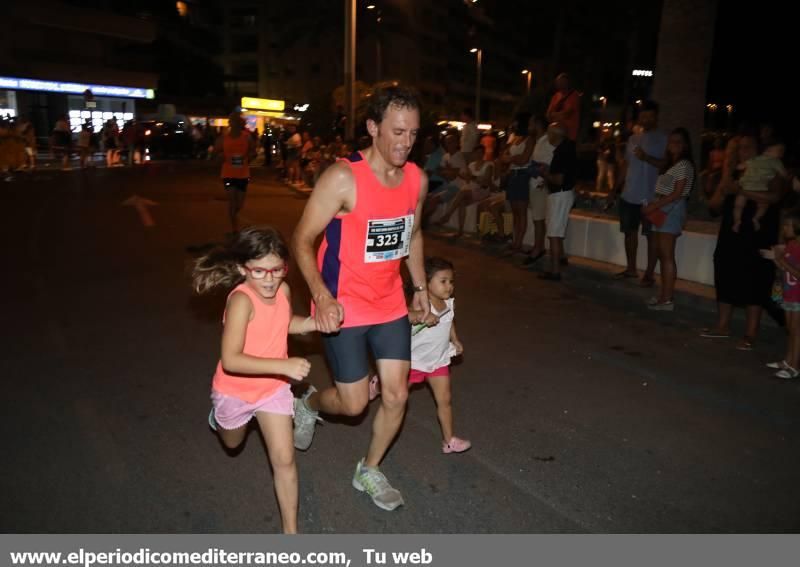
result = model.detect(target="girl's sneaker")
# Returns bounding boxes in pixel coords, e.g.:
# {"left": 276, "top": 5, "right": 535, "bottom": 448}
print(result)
{"left": 442, "top": 436, "right": 472, "bottom": 454}
{"left": 766, "top": 360, "right": 790, "bottom": 370}
{"left": 208, "top": 407, "right": 218, "bottom": 432}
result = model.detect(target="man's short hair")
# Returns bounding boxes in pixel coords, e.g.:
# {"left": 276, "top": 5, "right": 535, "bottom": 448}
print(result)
{"left": 366, "top": 85, "right": 421, "bottom": 126}
{"left": 639, "top": 100, "right": 660, "bottom": 114}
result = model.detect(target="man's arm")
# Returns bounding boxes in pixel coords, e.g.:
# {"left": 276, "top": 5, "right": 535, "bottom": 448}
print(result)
{"left": 633, "top": 145, "right": 666, "bottom": 170}
{"left": 550, "top": 96, "right": 577, "bottom": 122}
{"left": 291, "top": 161, "right": 354, "bottom": 332}
{"left": 406, "top": 170, "right": 431, "bottom": 319}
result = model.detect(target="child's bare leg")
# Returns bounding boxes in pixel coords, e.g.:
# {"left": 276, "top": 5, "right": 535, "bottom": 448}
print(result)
{"left": 752, "top": 202, "right": 768, "bottom": 232}
{"left": 785, "top": 311, "right": 796, "bottom": 368}
{"left": 427, "top": 374, "right": 454, "bottom": 442}
{"left": 217, "top": 423, "right": 248, "bottom": 450}
{"left": 255, "top": 412, "right": 298, "bottom": 534}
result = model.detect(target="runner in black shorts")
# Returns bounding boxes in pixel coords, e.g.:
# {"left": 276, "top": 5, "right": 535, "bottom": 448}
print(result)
{"left": 292, "top": 86, "right": 432, "bottom": 511}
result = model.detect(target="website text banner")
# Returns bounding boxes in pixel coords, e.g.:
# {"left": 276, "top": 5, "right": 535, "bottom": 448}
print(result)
{"left": 2, "top": 535, "right": 798, "bottom": 567}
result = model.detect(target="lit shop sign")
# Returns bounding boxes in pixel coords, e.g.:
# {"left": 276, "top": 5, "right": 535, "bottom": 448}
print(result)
{"left": 241, "top": 97, "right": 285, "bottom": 112}
{"left": 293, "top": 103, "right": 309, "bottom": 112}
{"left": 631, "top": 69, "right": 653, "bottom": 77}
{"left": 0, "top": 76, "right": 154, "bottom": 98}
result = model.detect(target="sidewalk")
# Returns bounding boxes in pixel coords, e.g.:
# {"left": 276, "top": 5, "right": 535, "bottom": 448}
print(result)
{"left": 424, "top": 227, "right": 784, "bottom": 334}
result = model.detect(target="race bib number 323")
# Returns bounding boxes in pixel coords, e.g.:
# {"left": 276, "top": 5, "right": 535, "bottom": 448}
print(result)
{"left": 364, "top": 215, "right": 414, "bottom": 263}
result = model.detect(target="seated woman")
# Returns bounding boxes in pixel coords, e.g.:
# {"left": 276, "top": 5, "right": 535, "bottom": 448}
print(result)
{"left": 435, "top": 148, "right": 495, "bottom": 237}
{"left": 478, "top": 153, "right": 511, "bottom": 243}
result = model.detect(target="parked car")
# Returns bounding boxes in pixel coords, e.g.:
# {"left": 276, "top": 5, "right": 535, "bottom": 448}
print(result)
{"left": 140, "top": 120, "right": 193, "bottom": 159}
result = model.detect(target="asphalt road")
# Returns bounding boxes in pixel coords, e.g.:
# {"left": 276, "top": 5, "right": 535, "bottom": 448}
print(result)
{"left": 2, "top": 161, "right": 798, "bottom": 533}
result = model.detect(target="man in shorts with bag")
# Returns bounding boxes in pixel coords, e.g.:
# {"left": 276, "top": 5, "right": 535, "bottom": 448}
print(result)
{"left": 607, "top": 100, "right": 667, "bottom": 287}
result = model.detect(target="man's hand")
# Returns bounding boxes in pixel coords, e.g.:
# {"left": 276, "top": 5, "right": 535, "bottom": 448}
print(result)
{"left": 421, "top": 312, "right": 440, "bottom": 327}
{"left": 642, "top": 202, "right": 659, "bottom": 215}
{"left": 411, "top": 289, "right": 430, "bottom": 321}
{"left": 633, "top": 146, "right": 646, "bottom": 161}
{"left": 314, "top": 294, "right": 344, "bottom": 333}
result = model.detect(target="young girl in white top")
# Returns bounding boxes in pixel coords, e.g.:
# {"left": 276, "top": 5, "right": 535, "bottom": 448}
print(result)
{"left": 370, "top": 257, "right": 470, "bottom": 453}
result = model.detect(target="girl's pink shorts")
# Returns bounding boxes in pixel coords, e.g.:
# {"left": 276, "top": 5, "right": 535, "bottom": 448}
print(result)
{"left": 409, "top": 365, "right": 449, "bottom": 385}
{"left": 211, "top": 385, "right": 293, "bottom": 430}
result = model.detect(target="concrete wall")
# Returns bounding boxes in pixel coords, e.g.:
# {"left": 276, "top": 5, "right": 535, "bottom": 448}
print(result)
{"left": 436, "top": 203, "right": 717, "bottom": 285}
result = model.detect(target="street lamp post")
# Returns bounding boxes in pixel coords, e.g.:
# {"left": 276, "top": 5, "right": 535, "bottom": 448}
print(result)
{"left": 471, "top": 48, "right": 482, "bottom": 120}
{"left": 344, "top": 0, "right": 356, "bottom": 140}
{"left": 521, "top": 69, "right": 531, "bottom": 96}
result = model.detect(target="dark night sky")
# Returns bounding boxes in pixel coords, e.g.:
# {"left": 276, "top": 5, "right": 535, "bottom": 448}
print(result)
{"left": 486, "top": 0, "right": 797, "bottom": 145}
{"left": 707, "top": 3, "right": 796, "bottom": 138}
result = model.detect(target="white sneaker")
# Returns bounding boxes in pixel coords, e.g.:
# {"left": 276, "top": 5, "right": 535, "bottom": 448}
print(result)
{"left": 647, "top": 300, "right": 674, "bottom": 311}
{"left": 352, "top": 459, "right": 404, "bottom": 511}
{"left": 293, "top": 386, "right": 321, "bottom": 450}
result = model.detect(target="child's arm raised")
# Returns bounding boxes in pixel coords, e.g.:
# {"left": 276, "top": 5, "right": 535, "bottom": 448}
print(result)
{"left": 220, "top": 291, "right": 310, "bottom": 381}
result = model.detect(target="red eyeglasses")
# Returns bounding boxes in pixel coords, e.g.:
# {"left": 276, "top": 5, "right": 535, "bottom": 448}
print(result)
{"left": 242, "top": 264, "right": 288, "bottom": 279}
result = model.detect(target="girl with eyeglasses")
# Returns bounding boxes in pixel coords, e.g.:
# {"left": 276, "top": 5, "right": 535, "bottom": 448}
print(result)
{"left": 192, "top": 226, "right": 318, "bottom": 533}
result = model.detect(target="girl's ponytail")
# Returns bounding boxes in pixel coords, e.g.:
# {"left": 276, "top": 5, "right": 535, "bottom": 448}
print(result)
{"left": 192, "top": 246, "right": 243, "bottom": 294}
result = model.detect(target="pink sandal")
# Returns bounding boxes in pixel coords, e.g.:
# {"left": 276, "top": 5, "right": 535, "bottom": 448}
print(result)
{"left": 442, "top": 436, "right": 472, "bottom": 454}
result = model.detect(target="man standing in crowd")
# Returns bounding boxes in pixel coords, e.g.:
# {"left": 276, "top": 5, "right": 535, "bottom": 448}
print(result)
{"left": 546, "top": 73, "right": 580, "bottom": 142}
{"left": 607, "top": 100, "right": 667, "bottom": 287}
{"left": 539, "top": 123, "right": 577, "bottom": 281}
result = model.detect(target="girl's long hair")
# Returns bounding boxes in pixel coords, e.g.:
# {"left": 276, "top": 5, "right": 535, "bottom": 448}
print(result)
{"left": 192, "top": 226, "right": 289, "bottom": 294}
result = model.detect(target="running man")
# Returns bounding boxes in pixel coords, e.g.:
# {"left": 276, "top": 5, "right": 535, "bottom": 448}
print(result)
{"left": 291, "top": 86, "right": 431, "bottom": 511}
{"left": 215, "top": 111, "right": 256, "bottom": 233}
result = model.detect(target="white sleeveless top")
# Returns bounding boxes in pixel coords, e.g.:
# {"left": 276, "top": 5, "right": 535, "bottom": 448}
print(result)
{"left": 411, "top": 298, "right": 457, "bottom": 372}
{"left": 508, "top": 136, "right": 530, "bottom": 170}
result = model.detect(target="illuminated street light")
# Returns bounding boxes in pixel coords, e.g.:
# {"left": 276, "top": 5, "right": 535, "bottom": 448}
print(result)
{"left": 470, "top": 48, "right": 482, "bottom": 119}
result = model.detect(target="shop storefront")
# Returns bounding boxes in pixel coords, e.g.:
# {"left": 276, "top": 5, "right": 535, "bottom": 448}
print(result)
{"left": 0, "top": 75, "right": 154, "bottom": 143}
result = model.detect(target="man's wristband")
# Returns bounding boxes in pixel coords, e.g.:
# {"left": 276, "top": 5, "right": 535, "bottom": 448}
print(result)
{"left": 412, "top": 284, "right": 426, "bottom": 293}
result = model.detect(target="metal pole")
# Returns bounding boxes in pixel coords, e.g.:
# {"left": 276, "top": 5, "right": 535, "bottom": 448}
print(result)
{"left": 526, "top": 72, "right": 531, "bottom": 95}
{"left": 475, "top": 49, "right": 482, "bottom": 121}
{"left": 344, "top": 0, "right": 356, "bottom": 140}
